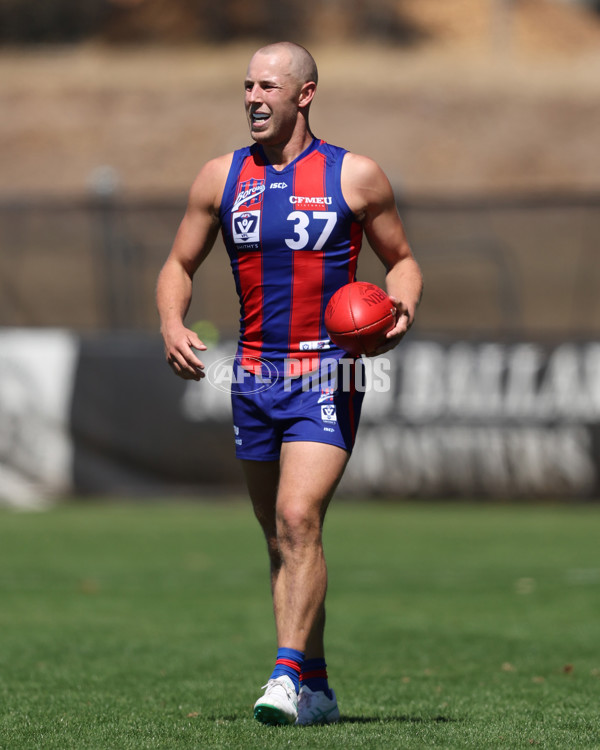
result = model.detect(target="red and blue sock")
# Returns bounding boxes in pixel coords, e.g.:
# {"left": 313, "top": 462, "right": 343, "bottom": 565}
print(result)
{"left": 269, "top": 647, "right": 304, "bottom": 693}
{"left": 300, "top": 657, "right": 333, "bottom": 699}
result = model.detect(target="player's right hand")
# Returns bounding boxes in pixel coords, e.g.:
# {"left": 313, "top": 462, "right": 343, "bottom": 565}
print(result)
{"left": 162, "top": 326, "right": 207, "bottom": 381}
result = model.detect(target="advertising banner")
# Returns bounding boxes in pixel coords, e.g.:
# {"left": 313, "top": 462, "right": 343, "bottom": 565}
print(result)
{"left": 1, "top": 330, "right": 599, "bottom": 504}
{"left": 0, "top": 329, "right": 78, "bottom": 508}
{"left": 341, "top": 339, "right": 599, "bottom": 498}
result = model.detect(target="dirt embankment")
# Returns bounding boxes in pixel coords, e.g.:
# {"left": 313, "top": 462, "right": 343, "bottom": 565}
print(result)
{"left": 1, "top": 0, "right": 599, "bottom": 199}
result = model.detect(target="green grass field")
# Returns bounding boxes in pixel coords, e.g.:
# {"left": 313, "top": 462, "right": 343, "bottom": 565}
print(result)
{"left": 1, "top": 500, "right": 599, "bottom": 749}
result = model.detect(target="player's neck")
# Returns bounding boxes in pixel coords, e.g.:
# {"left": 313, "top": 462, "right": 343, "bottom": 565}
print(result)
{"left": 261, "top": 131, "right": 316, "bottom": 172}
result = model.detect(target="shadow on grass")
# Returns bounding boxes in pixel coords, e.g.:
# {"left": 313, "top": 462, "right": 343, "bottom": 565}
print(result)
{"left": 204, "top": 714, "right": 459, "bottom": 724}
{"left": 338, "top": 715, "right": 459, "bottom": 725}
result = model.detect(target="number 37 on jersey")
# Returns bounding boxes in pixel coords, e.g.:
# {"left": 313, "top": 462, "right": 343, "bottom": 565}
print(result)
{"left": 232, "top": 209, "right": 338, "bottom": 252}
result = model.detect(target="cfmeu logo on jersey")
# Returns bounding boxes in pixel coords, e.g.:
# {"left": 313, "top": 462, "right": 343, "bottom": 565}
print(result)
{"left": 206, "top": 356, "right": 278, "bottom": 395}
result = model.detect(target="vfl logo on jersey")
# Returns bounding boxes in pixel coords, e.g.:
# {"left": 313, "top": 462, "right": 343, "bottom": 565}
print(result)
{"left": 321, "top": 404, "right": 337, "bottom": 423}
{"left": 233, "top": 179, "right": 266, "bottom": 211}
{"left": 232, "top": 210, "right": 261, "bottom": 245}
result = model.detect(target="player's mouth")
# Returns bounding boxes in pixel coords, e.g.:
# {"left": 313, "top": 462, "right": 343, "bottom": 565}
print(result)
{"left": 251, "top": 111, "right": 271, "bottom": 129}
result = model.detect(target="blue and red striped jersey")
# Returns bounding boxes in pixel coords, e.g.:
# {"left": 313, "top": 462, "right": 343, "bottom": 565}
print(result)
{"left": 220, "top": 139, "right": 363, "bottom": 372}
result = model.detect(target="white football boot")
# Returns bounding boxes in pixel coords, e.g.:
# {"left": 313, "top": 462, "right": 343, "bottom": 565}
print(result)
{"left": 253, "top": 676, "right": 298, "bottom": 725}
{"left": 296, "top": 685, "right": 340, "bottom": 725}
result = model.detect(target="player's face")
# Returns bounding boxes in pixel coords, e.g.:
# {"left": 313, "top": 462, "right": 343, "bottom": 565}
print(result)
{"left": 244, "top": 52, "right": 302, "bottom": 146}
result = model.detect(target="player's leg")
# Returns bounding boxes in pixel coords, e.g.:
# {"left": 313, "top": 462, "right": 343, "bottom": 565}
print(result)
{"left": 241, "top": 456, "right": 331, "bottom": 661}
{"left": 278, "top": 359, "right": 364, "bottom": 724}
{"left": 241, "top": 458, "right": 281, "bottom": 592}
{"left": 271, "top": 440, "right": 348, "bottom": 652}
{"left": 274, "top": 441, "right": 345, "bottom": 726}
{"left": 233, "top": 372, "right": 309, "bottom": 724}
{"left": 304, "top": 604, "right": 326, "bottom": 659}
{"left": 244, "top": 358, "right": 363, "bottom": 723}
{"left": 242, "top": 458, "right": 300, "bottom": 725}
{"left": 242, "top": 445, "right": 347, "bottom": 655}
{"left": 247, "top": 441, "right": 348, "bottom": 725}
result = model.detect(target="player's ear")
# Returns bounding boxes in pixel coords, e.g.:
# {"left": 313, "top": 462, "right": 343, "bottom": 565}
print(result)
{"left": 298, "top": 81, "right": 316, "bottom": 109}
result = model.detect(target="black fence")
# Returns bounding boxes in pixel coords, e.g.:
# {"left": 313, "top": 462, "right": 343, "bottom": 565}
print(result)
{"left": 2, "top": 190, "right": 600, "bottom": 339}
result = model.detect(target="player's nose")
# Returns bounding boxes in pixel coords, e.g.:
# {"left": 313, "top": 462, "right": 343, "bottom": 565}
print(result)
{"left": 246, "top": 83, "right": 261, "bottom": 103}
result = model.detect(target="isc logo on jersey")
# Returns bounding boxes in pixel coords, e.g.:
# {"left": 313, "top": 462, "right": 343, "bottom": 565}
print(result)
{"left": 232, "top": 210, "right": 261, "bottom": 245}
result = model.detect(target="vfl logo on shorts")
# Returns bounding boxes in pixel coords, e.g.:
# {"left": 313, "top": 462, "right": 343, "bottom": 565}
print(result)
{"left": 232, "top": 210, "right": 261, "bottom": 245}
{"left": 321, "top": 404, "right": 337, "bottom": 423}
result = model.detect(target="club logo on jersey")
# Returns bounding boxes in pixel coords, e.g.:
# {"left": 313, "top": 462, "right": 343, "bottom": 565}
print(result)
{"left": 321, "top": 404, "right": 337, "bottom": 423}
{"left": 233, "top": 179, "right": 266, "bottom": 212}
{"left": 318, "top": 387, "right": 335, "bottom": 404}
{"left": 232, "top": 210, "right": 261, "bottom": 246}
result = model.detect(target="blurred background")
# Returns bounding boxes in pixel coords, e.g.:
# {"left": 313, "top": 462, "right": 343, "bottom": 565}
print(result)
{"left": 1, "top": 0, "right": 600, "bottom": 507}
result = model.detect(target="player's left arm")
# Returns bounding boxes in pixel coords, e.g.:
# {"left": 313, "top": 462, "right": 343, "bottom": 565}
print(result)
{"left": 342, "top": 153, "right": 423, "bottom": 353}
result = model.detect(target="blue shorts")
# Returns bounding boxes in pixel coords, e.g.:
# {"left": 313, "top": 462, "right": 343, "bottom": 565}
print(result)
{"left": 230, "top": 357, "right": 365, "bottom": 461}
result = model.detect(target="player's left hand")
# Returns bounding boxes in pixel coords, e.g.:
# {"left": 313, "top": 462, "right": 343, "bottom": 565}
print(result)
{"left": 369, "top": 295, "right": 412, "bottom": 356}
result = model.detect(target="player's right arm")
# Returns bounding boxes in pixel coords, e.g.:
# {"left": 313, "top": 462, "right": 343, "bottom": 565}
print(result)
{"left": 156, "top": 154, "right": 232, "bottom": 380}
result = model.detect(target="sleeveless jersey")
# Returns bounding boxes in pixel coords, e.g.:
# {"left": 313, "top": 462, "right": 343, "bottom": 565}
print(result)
{"left": 219, "top": 138, "right": 363, "bottom": 373}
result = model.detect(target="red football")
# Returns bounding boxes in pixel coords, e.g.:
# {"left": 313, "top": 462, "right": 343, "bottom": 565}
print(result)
{"left": 325, "top": 281, "right": 397, "bottom": 356}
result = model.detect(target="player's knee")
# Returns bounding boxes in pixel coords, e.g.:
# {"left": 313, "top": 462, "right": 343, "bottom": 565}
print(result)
{"left": 276, "top": 505, "right": 321, "bottom": 550}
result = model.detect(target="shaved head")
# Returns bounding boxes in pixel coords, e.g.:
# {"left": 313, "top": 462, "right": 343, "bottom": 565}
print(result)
{"left": 245, "top": 41, "right": 319, "bottom": 150}
{"left": 252, "top": 42, "right": 318, "bottom": 87}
